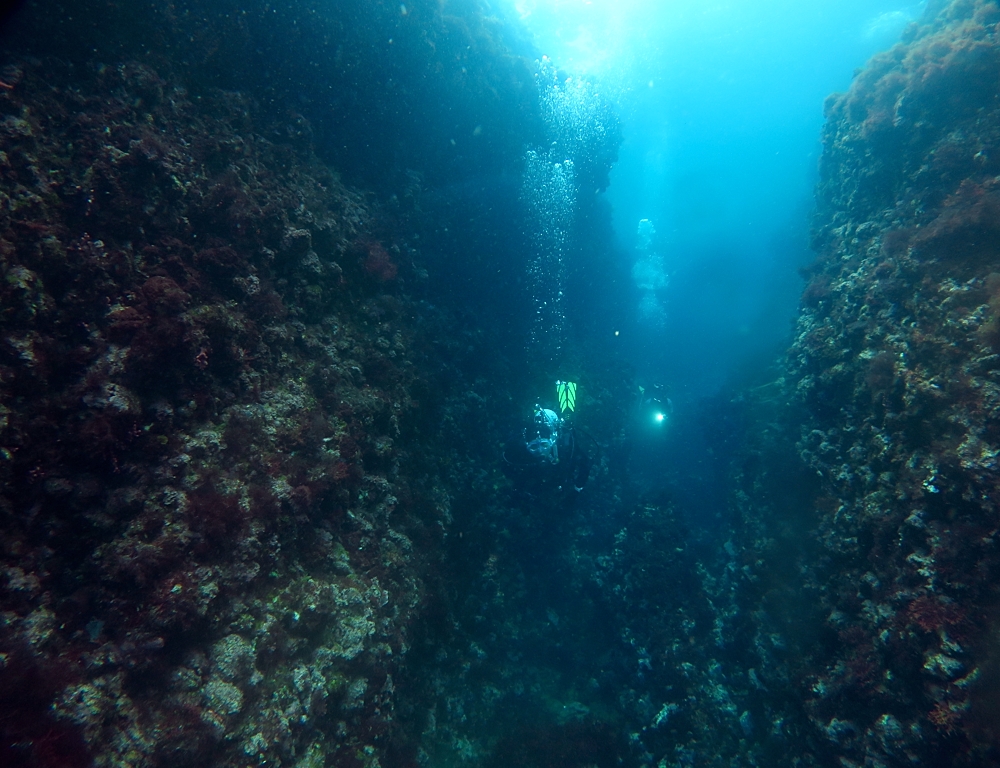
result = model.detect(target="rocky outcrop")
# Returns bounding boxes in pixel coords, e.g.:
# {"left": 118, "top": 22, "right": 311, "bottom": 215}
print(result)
{"left": 0, "top": 10, "right": 543, "bottom": 763}
{"left": 781, "top": 1, "right": 1000, "bottom": 764}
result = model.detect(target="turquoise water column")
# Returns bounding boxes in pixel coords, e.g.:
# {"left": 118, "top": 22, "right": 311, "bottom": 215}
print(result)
{"left": 520, "top": 58, "right": 617, "bottom": 368}
{"left": 632, "top": 217, "right": 669, "bottom": 328}
{"left": 522, "top": 148, "right": 574, "bottom": 366}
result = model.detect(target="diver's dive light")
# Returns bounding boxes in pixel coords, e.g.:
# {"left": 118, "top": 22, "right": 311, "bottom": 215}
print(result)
{"left": 637, "top": 384, "right": 671, "bottom": 430}
{"left": 556, "top": 380, "right": 577, "bottom": 413}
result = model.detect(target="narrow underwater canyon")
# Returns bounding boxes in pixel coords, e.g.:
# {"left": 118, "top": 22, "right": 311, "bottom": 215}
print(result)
{"left": 0, "top": 1, "right": 999, "bottom": 767}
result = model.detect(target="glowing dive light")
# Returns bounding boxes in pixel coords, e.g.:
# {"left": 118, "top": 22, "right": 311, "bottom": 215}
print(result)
{"left": 654, "top": 412, "right": 665, "bottom": 423}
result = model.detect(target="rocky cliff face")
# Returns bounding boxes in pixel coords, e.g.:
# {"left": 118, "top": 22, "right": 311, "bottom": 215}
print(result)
{"left": 0, "top": 4, "right": 544, "bottom": 766}
{"left": 0, "top": 60, "right": 422, "bottom": 768}
{"left": 781, "top": 1, "right": 1000, "bottom": 764}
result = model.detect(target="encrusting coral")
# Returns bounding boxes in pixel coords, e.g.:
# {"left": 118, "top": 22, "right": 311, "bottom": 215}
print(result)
{"left": 0, "top": 1, "right": 555, "bottom": 765}
{"left": 767, "top": 1, "right": 1000, "bottom": 764}
{"left": 0, "top": 55, "right": 455, "bottom": 767}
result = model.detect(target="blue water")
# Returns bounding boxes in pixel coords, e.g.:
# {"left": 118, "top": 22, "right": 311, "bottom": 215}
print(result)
{"left": 512, "top": 0, "right": 921, "bottom": 397}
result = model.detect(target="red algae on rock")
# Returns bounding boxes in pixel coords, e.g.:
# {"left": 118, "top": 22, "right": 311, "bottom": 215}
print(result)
{"left": 0, "top": 56, "right": 462, "bottom": 768}
{"left": 771, "top": 0, "right": 1000, "bottom": 764}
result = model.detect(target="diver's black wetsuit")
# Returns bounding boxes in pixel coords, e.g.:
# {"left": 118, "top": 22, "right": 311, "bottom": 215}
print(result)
{"left": 503, "top": 423, "right": 593, "bottom": 497}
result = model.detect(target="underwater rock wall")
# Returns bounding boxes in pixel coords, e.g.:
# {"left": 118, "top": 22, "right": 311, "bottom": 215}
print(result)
{"left": 0, "top": 59, "right": 422, "bottom": 768}
{"left": 0, "top": 2, "right": 633, "bottom": 766}
{"left": 9, "top": 0, "right": 543, "bottom": 190}
{"left": 782, "top": 0, "right": 1000, "bottom": 764}
{"left": 0, "top": 1, "right": 548, "bottom": 762}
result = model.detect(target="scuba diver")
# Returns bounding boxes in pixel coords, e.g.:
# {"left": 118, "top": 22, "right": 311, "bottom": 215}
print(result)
{"left": 503, "top": 381, "right": 593, "bottom": 498}
{"left": 635, "top": 383, "right": 673, "bottom": 428}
